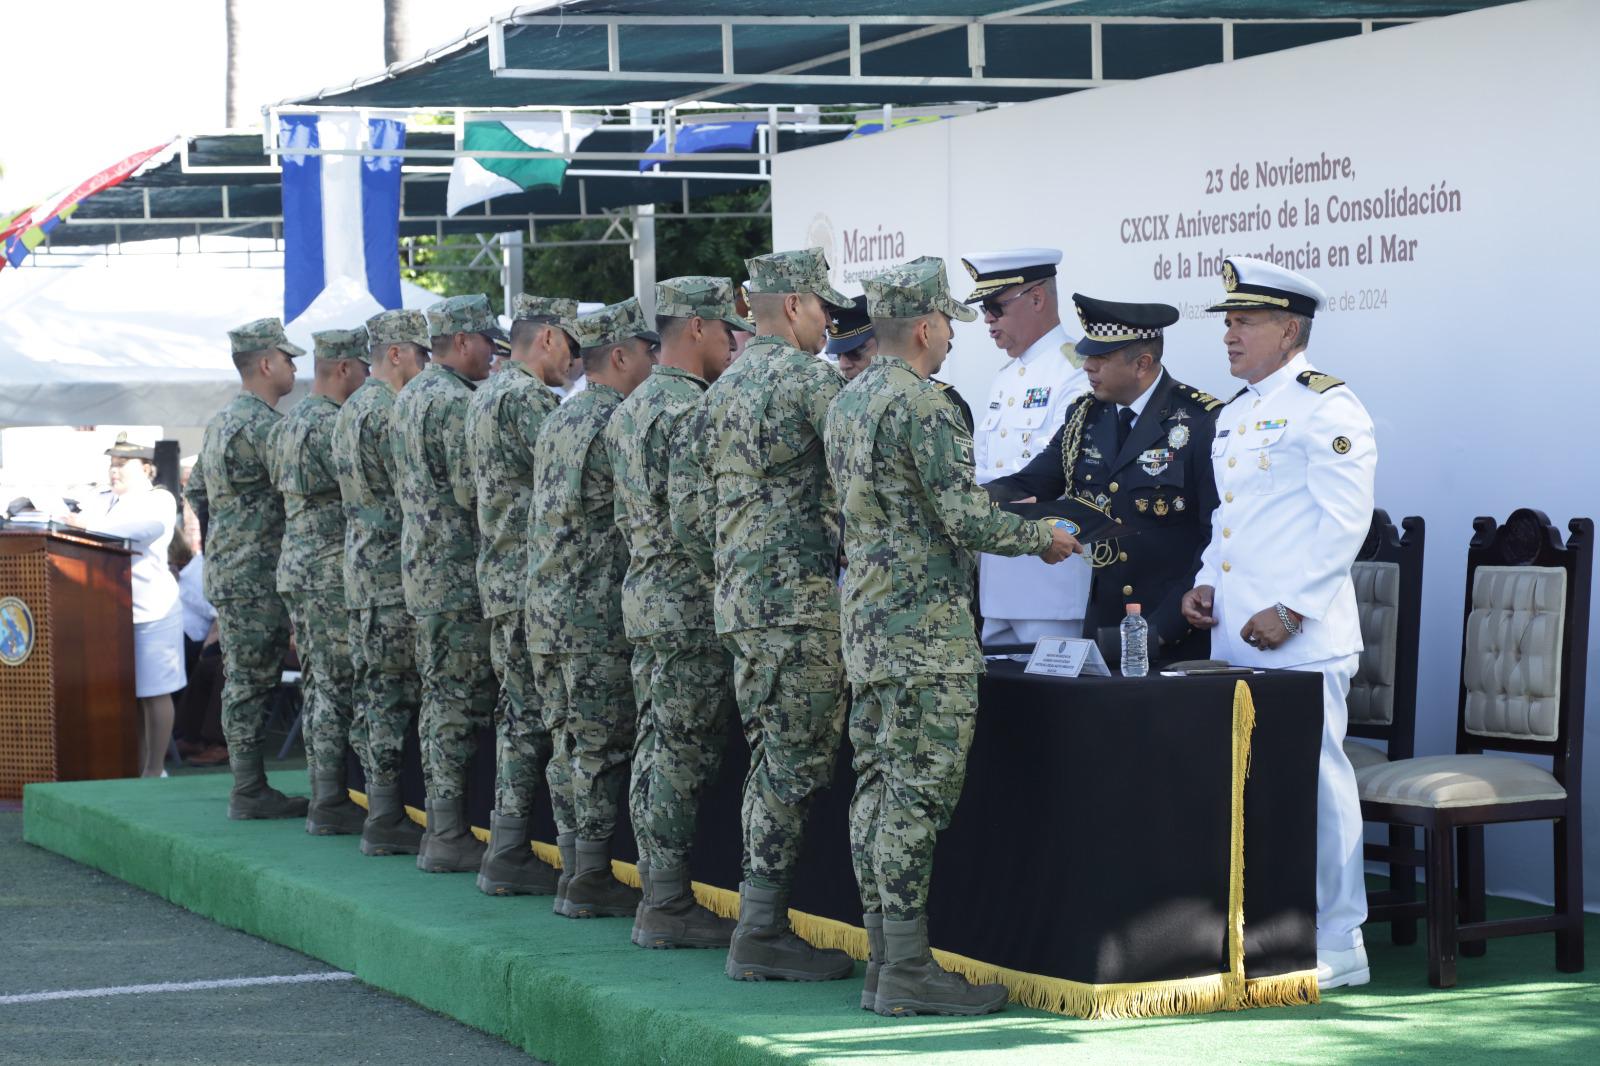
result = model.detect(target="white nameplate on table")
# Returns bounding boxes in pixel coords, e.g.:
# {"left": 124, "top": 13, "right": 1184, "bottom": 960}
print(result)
{"left": 1023, "top": 637, "right": 1112, "bottom": 678}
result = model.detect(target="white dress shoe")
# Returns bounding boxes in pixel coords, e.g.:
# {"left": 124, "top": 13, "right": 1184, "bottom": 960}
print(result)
{"left": 1316, "top": 945, "right": 1371, "bottom": 990}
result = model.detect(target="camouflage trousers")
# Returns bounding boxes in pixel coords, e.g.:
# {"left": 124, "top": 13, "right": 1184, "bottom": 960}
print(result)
{"left": 413, "top": 609, "right": 495, "bottom": 799}
{"left": 488, "top": 614, "right": 553, "bottom": 819}
{"left": 848, "top": 672, "right": 979, "bottom": 921}
{"left": 627, "top": 633, "right": 735, "bottom": 871}
{"left": 530, "top": 650, "right": 635, "bottom": 842}
{"left": 724, "top": 625, "right": 846, "bottom": 891}
{"left": 215, "top": 593, "right": 291, "bottom": 756}
{"left": 348, "top": 604, "right": 419, "bottom": 787}
{"left": 284, "top": 590, "right": 355, "bottom": 774}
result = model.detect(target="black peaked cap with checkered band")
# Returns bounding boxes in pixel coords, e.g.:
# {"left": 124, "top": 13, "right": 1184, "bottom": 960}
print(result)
{"left": 1072, "top": 293, "right": 1180, "bottom": 357}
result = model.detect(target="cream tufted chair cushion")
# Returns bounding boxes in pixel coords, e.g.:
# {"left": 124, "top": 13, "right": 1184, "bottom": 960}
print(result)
{"left": 1347, "top": 561, "right": 1401, "bottom": 727}
{"left": 1357, "top": 754, "right": 1567, "bottom": 808}
{"left": 1462, "top": 566, "right": 1566, "bottom": 742}
{"left": 1343, "top": 739, "right": 1389, "bottom": 772}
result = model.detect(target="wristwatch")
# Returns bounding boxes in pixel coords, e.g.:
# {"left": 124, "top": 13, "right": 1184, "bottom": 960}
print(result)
{"left": 1274, "top": 602, "right": 1302, "bottom": 636}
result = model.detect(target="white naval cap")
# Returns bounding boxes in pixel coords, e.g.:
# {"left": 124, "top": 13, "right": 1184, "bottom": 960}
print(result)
{"left": 959, "top": 247, "right": 1063, "bottom": 303}
{"left": 1207, "top": 255, "right": 1327, "bottom": 318}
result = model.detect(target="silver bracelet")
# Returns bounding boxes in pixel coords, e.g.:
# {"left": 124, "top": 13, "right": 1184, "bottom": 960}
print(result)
{"left": 1274, "top": 602, "right": 1301, "bottom": 635}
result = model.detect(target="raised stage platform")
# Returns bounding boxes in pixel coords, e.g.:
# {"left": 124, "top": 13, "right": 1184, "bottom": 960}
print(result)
{"left": 22, "top": 773, "right": 1600, "bottom": 1065}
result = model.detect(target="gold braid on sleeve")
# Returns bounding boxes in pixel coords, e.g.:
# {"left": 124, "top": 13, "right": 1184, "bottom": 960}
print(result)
{"left": 1057, "top": 394, "right": 1121, "bottom": 570}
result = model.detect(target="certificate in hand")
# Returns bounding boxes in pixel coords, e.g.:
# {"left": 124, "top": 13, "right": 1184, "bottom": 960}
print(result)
{"left": 1000, "top": 494, "right": 1137, "bottom": 544}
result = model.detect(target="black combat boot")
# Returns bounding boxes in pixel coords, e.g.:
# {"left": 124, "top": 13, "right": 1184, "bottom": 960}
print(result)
{"left": 634, "top": 863, "right": 735, "bottom": 949}
{"left": 227, "top": 752, "right": 309, "bottom": 820}
{"left": 304, "top": 765, "right": 367, "bottom": 835}
{"left": 415, "top": 796, "right": 485, "bottom": 872}
{"left": 563, "top": 838, "right": 641, "bottom": 918}
{"left": 860, "top": 912, "right": 885, "bottom": 1010}
{"left": 724, "top": 882, "right": 854, "bottom": 982}
{"left": 873, "top": 916, "right": 1008, "bottom": 1017}
{"left": 476, "top": 812, "right": 558, "bottom": 895}
{"left": 359, "top": 782, "right": 423, "bottom": 856}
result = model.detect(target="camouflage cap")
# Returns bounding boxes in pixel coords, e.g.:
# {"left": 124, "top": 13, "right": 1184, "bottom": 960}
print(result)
{"left": 366, "top": 308, "right": 432, "bottom": 351}
{"left": 228, "top": 317, "right": 306, "bottom": 358}
{"left": 512, "top": 293, "right": 581, "bottom": 342}
{"left": 863, "top": 256, "right": 977, "bottom": 323}
{"left": 573, "top": 297, "right": 659, "bottom": 350}
{"left": 424, "top": 294, "right": 508, "bottom": 342}
{"left": 655, "top": 275, "right": 754, "bottom": 332}
{"left": 743, "top": 247, "right": 852, "bottom": 309}
{"left": 312, "top": 326, "right": 372, "bottom": 363}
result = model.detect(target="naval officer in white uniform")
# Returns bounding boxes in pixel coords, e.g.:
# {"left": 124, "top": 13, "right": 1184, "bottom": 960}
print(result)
{"left": 1181, "top": 256, "right": 1377, "bottom": 991}
{"left": 961, "top": 249, "right": 1091, "bottom": 646}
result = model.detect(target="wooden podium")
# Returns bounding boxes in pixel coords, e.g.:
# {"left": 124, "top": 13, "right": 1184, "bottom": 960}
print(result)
{"left": 0, "top": 527, "right": 137, "bottom": 798}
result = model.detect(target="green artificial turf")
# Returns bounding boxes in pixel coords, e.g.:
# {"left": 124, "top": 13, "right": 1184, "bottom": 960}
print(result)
{"left": 21, "top": 774, "right": 1600, "bottom": 1065}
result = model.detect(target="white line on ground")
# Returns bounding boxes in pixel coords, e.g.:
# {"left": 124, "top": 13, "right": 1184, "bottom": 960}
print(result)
{"left": 0, "top": 972, "right": 356, "bottom": 1005}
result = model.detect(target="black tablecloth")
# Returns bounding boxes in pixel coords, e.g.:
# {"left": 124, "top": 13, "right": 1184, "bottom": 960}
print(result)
{"left": 353, "top": 661, "right": 1321, "bottom": 990}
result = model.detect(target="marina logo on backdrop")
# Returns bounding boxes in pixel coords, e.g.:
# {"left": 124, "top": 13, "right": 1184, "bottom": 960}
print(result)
{"left": 805, "top": 213, "right": 837, "bottom": 283}
{"left": 0, "top": 596, "right": 36, "bottom": 666}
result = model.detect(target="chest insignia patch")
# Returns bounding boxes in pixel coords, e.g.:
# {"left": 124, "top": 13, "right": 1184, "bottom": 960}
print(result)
{"left": 1022, "top": 387, "right": 1052, "bottom": 409}
{"left": 1168, "top": 424, "right": 1190, "bottom": 450}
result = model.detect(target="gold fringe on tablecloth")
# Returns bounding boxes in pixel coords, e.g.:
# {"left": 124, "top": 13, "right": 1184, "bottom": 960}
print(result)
{"left": 346, "top": 680, "right": 1317, "bottom": 1018}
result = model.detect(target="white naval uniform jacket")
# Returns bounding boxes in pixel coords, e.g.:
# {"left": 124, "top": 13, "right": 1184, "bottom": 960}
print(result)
{"left": 973, "top": 324, "right": 1092, "bottom": 625}
{"left": 1196, "top": 351, "right": 1376, "bottom": 668}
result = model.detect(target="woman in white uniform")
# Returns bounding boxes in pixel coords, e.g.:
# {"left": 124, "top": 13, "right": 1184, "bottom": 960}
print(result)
{"left": 68, "top": 437, "right": 186, "bottom": 777}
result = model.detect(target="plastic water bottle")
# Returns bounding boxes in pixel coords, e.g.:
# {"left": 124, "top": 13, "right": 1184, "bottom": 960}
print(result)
{"left": 1120, "top": 603, "right": 1149, "bottom": 678}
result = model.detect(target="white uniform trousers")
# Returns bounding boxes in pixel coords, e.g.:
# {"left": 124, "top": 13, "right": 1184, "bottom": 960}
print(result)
{"left": 1293, "top": 653, "right": 1367, "bottom": 951}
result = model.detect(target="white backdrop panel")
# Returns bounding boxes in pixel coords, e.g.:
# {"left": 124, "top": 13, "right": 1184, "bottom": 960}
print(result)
{"left": 774, "top": 0, "right": 1600, "bottom": 911}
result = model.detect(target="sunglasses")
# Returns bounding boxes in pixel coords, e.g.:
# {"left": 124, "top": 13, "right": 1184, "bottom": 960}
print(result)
{"left": 980, "top": 281, "right": 1043, "bottom": 319}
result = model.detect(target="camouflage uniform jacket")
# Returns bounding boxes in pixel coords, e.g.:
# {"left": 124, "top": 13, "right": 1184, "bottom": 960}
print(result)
{"left": 184, "top": 392, "right": 284, "bottom": 603}
{"left": 390, "top": 362, "right": 481, "bottom": 616}
{"left": 666, "top": 401, "right": 715, "bottom": 580}
{"left": 606, "top": 365, "right": 712, "bottom": 639}
{"left": 331, "top": 377, "right": 405, "bottom": 609}
{"left": 466, "top": 361, "right": 560, "bottom": 619}
{"left": 268, "top": 394, "right": 346, "bottom": 594}
{"left": 825, "top": 355, "right": 1051, "bottom": 682}
{"left": 700, "top": 336, "right": 844, "bottom": 634}
{"left": 524, "top": 383, "right": 629, "bottom": 654}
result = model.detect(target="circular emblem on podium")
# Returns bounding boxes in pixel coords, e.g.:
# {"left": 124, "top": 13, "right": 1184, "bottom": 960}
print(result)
{"left": 0, "top": 596, "right": 36, "bottom": 666}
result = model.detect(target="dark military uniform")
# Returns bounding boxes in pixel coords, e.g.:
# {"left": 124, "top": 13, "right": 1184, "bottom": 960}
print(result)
{"left": 986, "top": 369, "right": 1220, "bottom": 659}
{"left": 933, "top": 380, "right": 974, "bottom": 434}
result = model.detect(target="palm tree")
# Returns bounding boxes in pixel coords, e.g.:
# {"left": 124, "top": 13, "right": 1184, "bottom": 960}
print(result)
{"left": 384, "top": 0, "right": 413, "bottom": 66}
{"left": 224, "top": 0, "right": 243, "bottom": 128}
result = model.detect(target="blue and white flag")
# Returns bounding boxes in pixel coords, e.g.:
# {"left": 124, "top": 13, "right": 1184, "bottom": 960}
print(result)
{"left": 638, "top": 121, "right": 759, "bottom": 172}
{"left": 279, "top": 113, "right": 405, "bottom": 325}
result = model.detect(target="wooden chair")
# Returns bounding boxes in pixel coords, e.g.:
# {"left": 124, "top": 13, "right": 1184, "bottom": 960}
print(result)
{"left": 1342, "top": 510, "right": 1425, "bottom": 944}
{"left": 1359, "top": 509, "right": 1589, "bottom": 987}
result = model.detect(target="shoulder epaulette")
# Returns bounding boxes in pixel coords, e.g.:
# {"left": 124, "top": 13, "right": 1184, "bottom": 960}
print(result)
{"left": 934, "top": 381, "right": 951, "bottom": 392}
{"left": 1297, "top": 370, "right": 1345, "bottom": 393}
{"left": 1188, "top": 388, "right": 1224, "bottom": 412}
{"left": 1229, "top": 386, "right": 1249, "bottom": 403}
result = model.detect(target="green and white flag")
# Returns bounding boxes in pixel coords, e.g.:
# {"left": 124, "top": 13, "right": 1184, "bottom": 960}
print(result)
{"left": 446, "top": 114, "right": 602, "bottom": 216}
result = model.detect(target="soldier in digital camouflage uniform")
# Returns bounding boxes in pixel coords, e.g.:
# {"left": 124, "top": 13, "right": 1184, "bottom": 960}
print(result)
{"left": 525, "top": 297, "right": 657, "bottom": 919}
{"left": 826, "top": 258, "right": 1079, "bottom": 1017}
{"left": 331, "top": 308, "right": 431, "bottom": 856}
{"left": 184, "top": 317, "right": 306, "bottom": 820}
{"left": 269, "top": 326, "right": 371, "bottom": 837}
{"left": 465, "top": 293, "right": 579, "bottom": 897}
{"left": 697, "top": 248, "right": 856, "bottom": 983}
{"left": 391, "top": 294, "right": 503, "bottom": 872}
{"left": 606, "top": 277, "right": 748, "bottom": 949}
